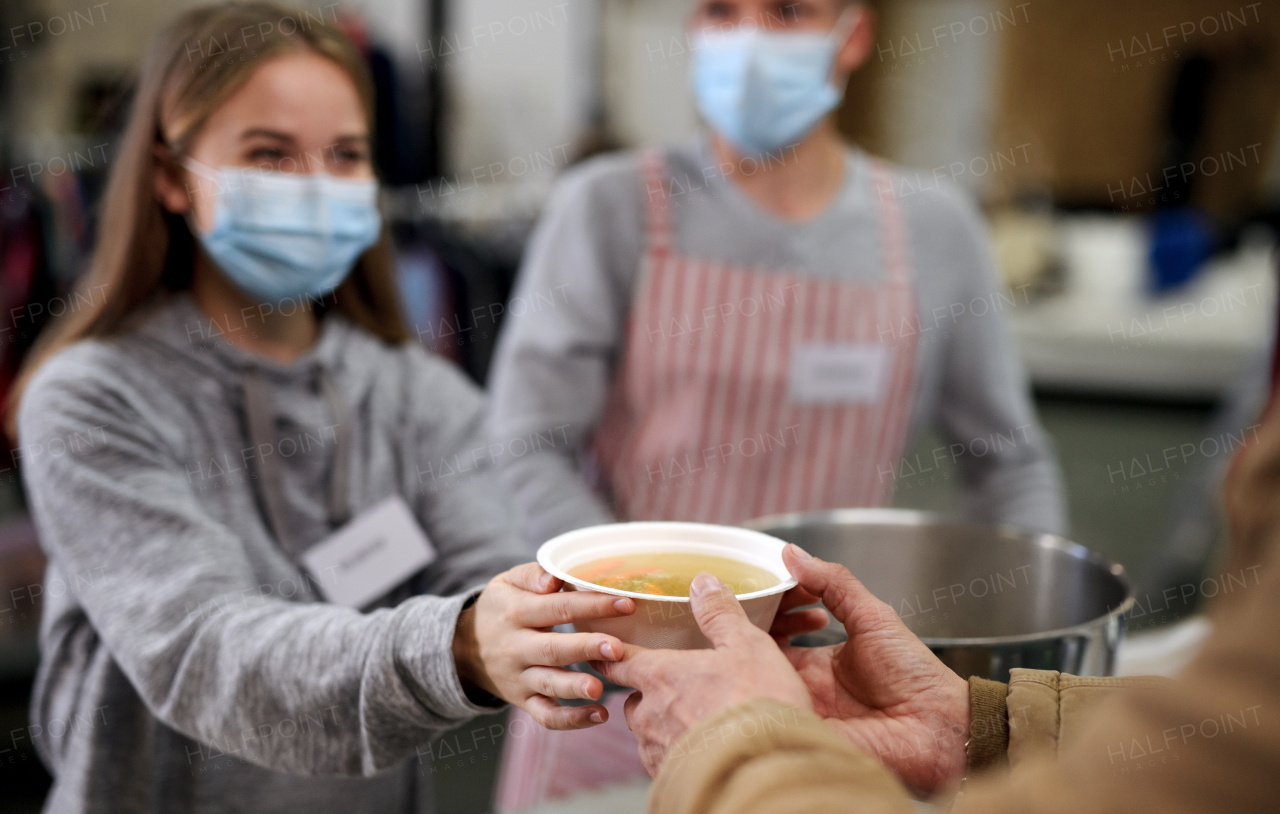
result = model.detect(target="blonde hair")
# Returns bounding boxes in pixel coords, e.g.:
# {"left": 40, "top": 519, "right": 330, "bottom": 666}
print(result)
{"left": 7, "top": 2, "right": 409, "bottom": 435}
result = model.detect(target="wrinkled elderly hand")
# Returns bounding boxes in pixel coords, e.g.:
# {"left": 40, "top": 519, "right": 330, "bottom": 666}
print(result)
{"left": 593, "top": 572, "right": 813, "bottom": 775}
{"left": 595, "top": 546, "right": 970, "bottom": 793}
{"left": 778, "top": 545, "right": 970, "bottom": 795}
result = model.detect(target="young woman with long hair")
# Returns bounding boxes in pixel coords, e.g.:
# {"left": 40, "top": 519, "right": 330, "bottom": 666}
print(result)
{"left": 9, "top": 4, "right": 632, "bottom": 812}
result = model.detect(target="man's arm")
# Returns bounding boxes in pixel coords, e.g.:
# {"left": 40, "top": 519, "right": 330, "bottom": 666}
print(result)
{"left": 486, "top": 155, "right": 645, "bottom": 546}
{"left": 955, "top": 407, "right": 1280, "bottom": 813}
{"left": 922, "top": 189, "right": 1066, "bottom": 534}
{"left": 623, "top": 399, "right": 1280, "bottom": 813}
{"left": 648, "top": 571, "right": 1279, "bottom": 814}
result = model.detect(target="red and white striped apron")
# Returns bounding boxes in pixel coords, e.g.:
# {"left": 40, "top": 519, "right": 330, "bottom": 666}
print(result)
{"left": 495, "top": 149, "right": 918, "bottom": 810}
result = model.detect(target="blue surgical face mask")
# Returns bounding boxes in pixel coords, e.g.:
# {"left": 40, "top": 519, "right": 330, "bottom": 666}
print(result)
{"left": 183, "top": 158, "right": 382, "bottom": 304}
{"left": 690, "top": 12, "right": 854, "bottom": 156}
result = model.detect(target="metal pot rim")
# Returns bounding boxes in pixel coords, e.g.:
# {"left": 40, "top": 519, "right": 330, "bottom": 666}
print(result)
{"left": 743, "top": 507, "right": 1135, "bottom": 646}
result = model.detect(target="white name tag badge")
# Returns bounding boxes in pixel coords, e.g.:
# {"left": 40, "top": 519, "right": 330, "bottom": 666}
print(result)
{"left": 300, "top": 496, "right": 437, "bottom": 609}
{"left": 788, "top": 342, "right": 892, "bottom": 405}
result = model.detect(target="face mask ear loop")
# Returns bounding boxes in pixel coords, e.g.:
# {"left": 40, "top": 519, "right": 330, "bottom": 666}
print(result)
{"left": 180, "top": 155, "right": 222, "bottom": 183}
{"left": 832, "top": 6, "right": 861, "bottom": 43}
{"left": 176, "top": 156, "right": 225, "bottom": 238}
{"left": 315, "top": 174, "right": 335, "bottom": 256}
{"left": 829, "top": 6, "right": 862, "bottom": 88}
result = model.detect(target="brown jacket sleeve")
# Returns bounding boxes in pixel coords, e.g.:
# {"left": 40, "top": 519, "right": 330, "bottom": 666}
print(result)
{"left": 967, "top": 671, "right": 1170, "bottom": 775}
{"left": 648, "top": 699, "right": 915, "bottom": 814}
{"left": 651, "top": 401, "right": 1280, "bottom": 814}
{"left": 1002, "top": 670, "right": 1169, "bottom": 765}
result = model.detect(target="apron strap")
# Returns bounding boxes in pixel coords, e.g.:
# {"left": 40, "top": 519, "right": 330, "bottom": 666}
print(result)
{"left": 869, "top": 159, "right": 911, "bottom": 288}
{"left": 242, "top": 367, "right": 352, "bottom": 555}
{"left": 639, "top": 149, "right": 672, "bottom": 258}
{"left": 318, "top": 367, "right": 353, "bottom": 527}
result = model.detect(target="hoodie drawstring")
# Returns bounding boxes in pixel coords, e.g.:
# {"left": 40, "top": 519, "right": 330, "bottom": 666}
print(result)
{"left": 242, "top": 367, "right": 352, "bottom": 555}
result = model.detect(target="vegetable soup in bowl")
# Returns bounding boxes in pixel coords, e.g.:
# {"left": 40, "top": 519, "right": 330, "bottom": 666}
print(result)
{"left": 536, "top": 521, "right": 797, "bottom": 650}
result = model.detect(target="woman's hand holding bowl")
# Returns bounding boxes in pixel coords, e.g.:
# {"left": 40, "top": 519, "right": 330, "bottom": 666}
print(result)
{"left": 453, "top": 562, "right": 636, "bottom": 730}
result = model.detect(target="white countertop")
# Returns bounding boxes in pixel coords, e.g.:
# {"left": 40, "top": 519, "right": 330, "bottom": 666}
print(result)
{"left": 1006, "top": 217, "right": 1276, "bottom": 401}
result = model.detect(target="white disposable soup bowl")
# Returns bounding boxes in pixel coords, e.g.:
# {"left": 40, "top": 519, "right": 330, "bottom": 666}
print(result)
{"left": 536, "top": 521, "right": 798, "bottom": 650}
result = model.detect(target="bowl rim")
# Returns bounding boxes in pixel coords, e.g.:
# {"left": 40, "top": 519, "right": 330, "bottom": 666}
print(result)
{"left": 743, "top": 508, "right": 1136, "bottom": 643}
{"left": 537, "top": 520, "right": 799, "bottom": 603}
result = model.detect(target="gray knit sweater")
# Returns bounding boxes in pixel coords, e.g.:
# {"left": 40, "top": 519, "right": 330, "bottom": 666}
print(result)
{"left": 18, "top": 293, "right": 529, "bottom": 813}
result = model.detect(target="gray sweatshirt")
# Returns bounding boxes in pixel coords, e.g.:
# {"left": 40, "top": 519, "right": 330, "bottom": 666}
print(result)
{"left": 488, "top": 138, "right": 1066, "bottom": 546}
{"left": 18, "top": 293, "right": 529, "bottom": 814}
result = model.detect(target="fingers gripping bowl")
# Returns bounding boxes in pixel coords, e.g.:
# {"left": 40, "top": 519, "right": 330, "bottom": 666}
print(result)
{"left": 536, "top": 522, "right": 798, "bottom": 650}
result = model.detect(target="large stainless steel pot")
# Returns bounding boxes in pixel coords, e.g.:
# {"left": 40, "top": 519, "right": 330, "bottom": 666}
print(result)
{"left": 745, "top": 509, "right": 1134, "bottom": 682}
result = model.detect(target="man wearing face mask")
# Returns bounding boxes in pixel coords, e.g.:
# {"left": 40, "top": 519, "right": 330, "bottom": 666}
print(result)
{"left": 487, "top": 0, "right": 1066, "bottom": 806}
